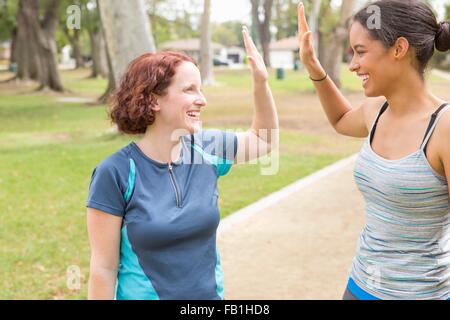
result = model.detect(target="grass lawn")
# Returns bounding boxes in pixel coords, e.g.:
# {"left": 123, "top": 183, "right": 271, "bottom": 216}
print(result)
{"left": 1, "top": 66, "right": 448, "bottom": 299}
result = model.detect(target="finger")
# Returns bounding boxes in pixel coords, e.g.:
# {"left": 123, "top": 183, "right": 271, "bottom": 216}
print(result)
{"left": 247, "top": 55, "right": 256, "bottom": 67}
{"left": 297, "top": 2, "right": 310, "bottom": 37}
{"left": 242, "top": 26, "right": 254, "bottom": 55}
{"left": 242, "top": 26, "right": 252, "bottom": 48}
{"left": 243, "top": 26, "right": 259, "bottom": 53}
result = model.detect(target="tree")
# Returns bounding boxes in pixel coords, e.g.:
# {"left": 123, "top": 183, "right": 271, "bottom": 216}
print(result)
{"left": 320, "top": 0, "right": 356, "bottom": 88}
{"left": 200, "top": 0, "right": 213, "bottom": 85}
{"left": 97, "top": 0, "right": 156, "bottom": 102}
{"left": 147, "top": 0, "right": 202, "bottom": 47}
{"left": 251, "top": 0, "right": 273, "bottom": 67}
{"left": 85, "top": 0, "right": 108, "bottom": 78}
{"left": 15, "top": 0, "right": 64, "bottom": 91}
{"left": 308, "top": 0, "right": 321, "bottom": 59}
{"left": 272, "top": 0, "right": 298, "bottom": 40}
{"left": 212, "top": 21, "right": 242, "bottom": 47}
{"left": 0, "top": 0, "right": 18, "bottom": 69}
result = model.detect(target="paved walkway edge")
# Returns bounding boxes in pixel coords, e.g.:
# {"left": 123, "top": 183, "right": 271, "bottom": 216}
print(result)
{"left": 218, "top": 154, "right": 358, "bottom": 235}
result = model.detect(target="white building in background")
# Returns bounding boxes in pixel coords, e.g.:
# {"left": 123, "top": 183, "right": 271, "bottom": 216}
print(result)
{"left": 269, "top": 36, "right": 299, "bottom": 69}
{"left": 0, "top": 41, "right": 11, "bottom": 60}
{"left": 226, "top": 46, "right": 246, "bottom": 64}
{"left": 160, "top": 38, "right": 227, "bottom": 63}
{"left": 59, "top": 45, "right": 75, "bottom": 70}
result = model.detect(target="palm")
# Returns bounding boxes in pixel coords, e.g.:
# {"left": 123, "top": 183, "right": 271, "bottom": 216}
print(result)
{"left": 242, "top": 26, "right": 268, "bottom": 81}
{"left": 297, "top": 2, "right": 316, "bottom": 64}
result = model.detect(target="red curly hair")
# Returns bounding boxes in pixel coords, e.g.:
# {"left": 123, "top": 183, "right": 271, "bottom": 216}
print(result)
{"left": 109, "top": 51, "right": 197, "bottom": 134}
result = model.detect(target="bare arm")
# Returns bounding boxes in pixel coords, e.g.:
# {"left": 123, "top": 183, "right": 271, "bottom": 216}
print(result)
{"left": 297, "top": 2, "right": 384, "bottom": 137}
{"left": 87, "top": 208, "right": 122, "bottom": 300}
{"left": 235, "top": 26, "right": 279, "bottom": 164}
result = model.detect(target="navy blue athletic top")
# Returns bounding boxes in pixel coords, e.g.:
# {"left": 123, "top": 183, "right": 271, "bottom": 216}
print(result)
{"left": 86, "top": 129, "right": 238, "bottom": 300}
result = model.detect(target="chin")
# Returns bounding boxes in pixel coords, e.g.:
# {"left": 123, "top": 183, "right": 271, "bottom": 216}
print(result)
{"left": 186, "top": 122, "right": 202, "bottom": 134}
{"left": 363, "top": 87, "right": 379, "bottom": 98}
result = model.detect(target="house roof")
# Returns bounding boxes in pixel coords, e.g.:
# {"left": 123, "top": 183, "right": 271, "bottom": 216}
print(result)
{"left": 269, "top": 36, "right": 298, "bottom": 51}
{"left": 160, "top": 38, "right": 224, "bottom": 51}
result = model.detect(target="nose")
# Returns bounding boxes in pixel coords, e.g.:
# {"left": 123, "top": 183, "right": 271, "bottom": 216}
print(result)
{"left": 348, "top": 56, "right": 359, "bottom": 72}
{"left": 194, "top": 93, "right": 206, "bottom": 107}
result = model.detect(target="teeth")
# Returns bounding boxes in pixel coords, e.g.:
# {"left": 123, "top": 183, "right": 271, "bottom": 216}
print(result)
{"left": 359, "top": 74, "right": 369, "bottom": 81}
{"left": 187, "top": 111, "right": 200, "bottom": 118}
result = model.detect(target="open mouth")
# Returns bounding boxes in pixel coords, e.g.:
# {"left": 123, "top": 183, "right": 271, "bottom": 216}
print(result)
{"left": 186, "top": 110, "right": 201, "bottom": 121}
{"left": 358, "top": 73, "right": 370, "bottom": 87}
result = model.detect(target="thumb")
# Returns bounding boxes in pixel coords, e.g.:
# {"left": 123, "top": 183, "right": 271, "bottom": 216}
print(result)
{"left": 247, "top": 55, "right": 256, "bottom": 67}
{"left": 305, "top": 31, "right": 314, "bottom": 46}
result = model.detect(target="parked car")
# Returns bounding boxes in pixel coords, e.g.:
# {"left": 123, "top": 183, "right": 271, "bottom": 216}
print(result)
{"left": 213, "top": 57, "right": 229, "bottom": 66}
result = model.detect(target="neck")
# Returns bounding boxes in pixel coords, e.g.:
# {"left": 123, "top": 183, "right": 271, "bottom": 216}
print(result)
{"left": 137, "top": 124, "right": 183, "bottom": 164}
{"left": 384, "top": 70, "right": 440, "bottom": 117}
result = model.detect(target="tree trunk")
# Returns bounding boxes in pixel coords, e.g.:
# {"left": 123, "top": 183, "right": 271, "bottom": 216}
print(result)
{"left": 309, "top": 0, "right": 322, "bottom": 60}
{"left": 71, "top": 29, "right": 84, "bottom": 69}
{"left": 10, "top": 28, "right": 17, "bottom": 65}
{"left": 16, "top": 0, "right": 37, "bottom": 81}
{"left": 89, "top": 28, "right": 108, "bottom": 78}
{"left": 251, "top": 0, "right": 273, "bottom": 67}
{"left": 200, "top": 0, "right": 214, "bottom": 85}
{"left": 98, "top": 47, "right": 115, "bottom": 104}
{"left": 98, "top": 0, "right": 156, "bottom": 87}
{"left": 15, "top": 0, "right": 63, "bottom": 91}
{"left": 321, "top": 0, "right": 356, "bottom": 88}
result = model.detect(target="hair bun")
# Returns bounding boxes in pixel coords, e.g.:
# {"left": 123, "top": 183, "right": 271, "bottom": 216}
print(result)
{"left": 436, "top": 21, "right": 450, "bottom": 52}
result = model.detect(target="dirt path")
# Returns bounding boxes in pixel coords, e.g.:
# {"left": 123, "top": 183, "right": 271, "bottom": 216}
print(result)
{"left": 217, "top": 157, "right": 365, "bottom": 299}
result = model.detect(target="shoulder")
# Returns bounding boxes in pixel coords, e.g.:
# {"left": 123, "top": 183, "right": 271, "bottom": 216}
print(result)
{"left": 193, "top": 129, "right": 237, "bottom": 148}
{"left": 435, "top": 106, "right": 450, "bottom": 143}
{"left": 93, "top": 144, "right": 133, "bottom": 181}
{"left": 361, "top": 96, "right": 387, "bottom": 128}
{"left": 191, "top": 129, "right": 237, "bottom": 160}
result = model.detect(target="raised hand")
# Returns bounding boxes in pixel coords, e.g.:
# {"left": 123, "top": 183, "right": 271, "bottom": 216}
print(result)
{"left": 297, "top": 1, "right": 318, "bottom": 67}
{"left": 242, "top": 25, "right": 269, "bottom": 83}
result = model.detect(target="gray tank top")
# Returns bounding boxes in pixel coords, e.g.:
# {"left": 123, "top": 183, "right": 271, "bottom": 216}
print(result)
{"left": 350, "top": 102, "right": 450, "bottom": 300}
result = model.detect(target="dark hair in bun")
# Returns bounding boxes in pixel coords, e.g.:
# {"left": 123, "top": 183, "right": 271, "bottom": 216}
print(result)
{"left": 353, "top": 0, "right": 449, "bottom": 76}
{"left": 435, "top": 21, "right": 450, "bottom": 52}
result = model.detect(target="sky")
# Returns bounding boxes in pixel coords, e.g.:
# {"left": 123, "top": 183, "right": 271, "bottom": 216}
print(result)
{"left": 211, "top": 0, "right": 252, "bottom": 23}
{"left": 210, "top": 0, "right": 447, "bottom": 23}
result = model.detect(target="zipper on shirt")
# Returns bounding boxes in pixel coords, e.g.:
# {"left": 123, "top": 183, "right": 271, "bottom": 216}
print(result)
{"left": 168, "top": 163, "right": 182, "bottom": 208}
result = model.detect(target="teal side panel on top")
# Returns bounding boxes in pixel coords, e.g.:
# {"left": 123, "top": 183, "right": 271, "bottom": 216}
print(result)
{"left": 215, "top": 249, "right": 225, "bottom": 299}
{"left": 115, "top": 226, "right": 160, "bottom": 300}
{"left": 192, "top": 144, "right": 234, "bottom": 177}
{"left": 123, "top": 158, "right": 136, "bottom": 203}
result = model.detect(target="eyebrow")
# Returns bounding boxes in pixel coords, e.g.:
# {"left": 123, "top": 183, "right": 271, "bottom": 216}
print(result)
{"left": 353, "top": 44, "right": 366, "bottom": 50}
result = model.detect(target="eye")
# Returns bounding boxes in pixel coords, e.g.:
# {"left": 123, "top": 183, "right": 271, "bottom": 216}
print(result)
{"left": 357, "top": 51, "right": 366, "bottom": 56}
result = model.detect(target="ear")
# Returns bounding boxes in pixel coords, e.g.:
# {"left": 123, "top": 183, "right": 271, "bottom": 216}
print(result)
{"left": 392, "top": 37, "right": 410, "bottom": 60}
{"left": 150, "top": 94, "right": 161, "bottom": 112}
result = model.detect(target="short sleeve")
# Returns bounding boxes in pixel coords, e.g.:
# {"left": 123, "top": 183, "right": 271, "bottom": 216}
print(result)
{"left": 86, "top": 161, "right": 126, "bottom": 217}
{"left": 195, "top": 130, "right": 238, "bottom": 177}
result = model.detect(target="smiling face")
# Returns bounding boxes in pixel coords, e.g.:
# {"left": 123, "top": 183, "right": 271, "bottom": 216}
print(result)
{"left": 348, "top": 21, "right": 407, "bottom": 97}
{"left": 153, "top": 61, "right": 206, "bottom": 134}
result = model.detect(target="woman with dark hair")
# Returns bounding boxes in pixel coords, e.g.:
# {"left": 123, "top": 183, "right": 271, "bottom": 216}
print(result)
{"left": 86, "top": 27, "right": 278, "bottom": 299}
{"left": 298, "top": 0, "right": 450, "bottom": 300}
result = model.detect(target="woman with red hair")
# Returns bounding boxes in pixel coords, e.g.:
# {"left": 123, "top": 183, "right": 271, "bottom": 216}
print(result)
{"left": 86, "top": 27, "right": 278, "bottom": 300}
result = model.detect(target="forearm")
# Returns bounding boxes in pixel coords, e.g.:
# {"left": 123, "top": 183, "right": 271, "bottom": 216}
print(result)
{"left": 307, "top": 60, "right": 353, "bottom": 127}
{"left": 88, "top": 267, "right": 117, "bottom": 300}
{"left": 250, "top": 80, "right": 279, "bottom": 144}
